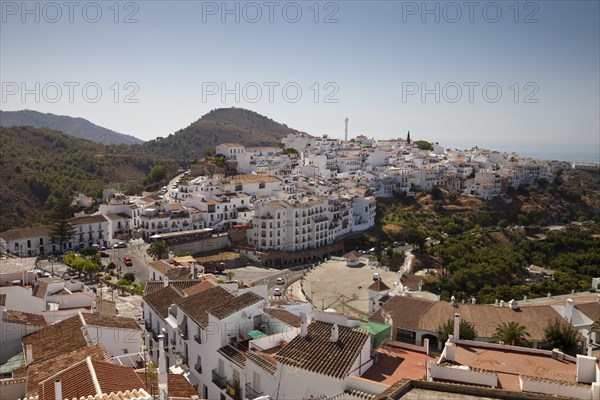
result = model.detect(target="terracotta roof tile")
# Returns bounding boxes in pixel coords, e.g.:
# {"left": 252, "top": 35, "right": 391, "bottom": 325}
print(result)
{"left": 144, "top": 286, "right": 184, "bottom": 319}
{"left": 83, "top": 313, "right": 141, "bottom": 331}
{"left": 4, "top": 310, "right": 46, "bottom": 326}
{"left": 0, "top": 226, "right": 51, "bottom": 241}
{"left": 176, "top": 286, "right": 234, "bottom": 327}
{"left": 23, "top": 315, "right": 90, "bottom": 364}
{"left": 182, "top": 280, "right": 216, "bottom": 296}
{"left": 575, "top": 302, "right": 600, "bottom": 322}
{"left": 69, "top": 215, "right": 107, "bottom": 225}
{"left": 25, "top": 343, "right": 111, "bottom": 396}
{"left": 209, "top": 292, "right": 263, "bottom": 320}
{"left": 37, "top": 358, "right": 144, "bottom": 400}
{"left": 275, "top": 321, "right": 370, "bottom": 379}
{"left": 264, "top": 308, "right": 302, "bottom": 328}
{"left": 218, "top": 345, "right": 246, "bottom": 367}
{"left": 144, "top": 280, "right": 199, "bottom": 296}
{"left": 245, "top": 350, "right": 277, "bottom": 375}
{"left": 368, "top": 280, "right": 391, "bottom": 292}
{"left": 136, "top": 372, "right": 200, "bottom": 398}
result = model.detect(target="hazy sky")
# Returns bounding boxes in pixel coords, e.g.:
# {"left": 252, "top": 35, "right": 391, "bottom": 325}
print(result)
{"left": 1, "top": 1, "right": 599, "bottom": 162}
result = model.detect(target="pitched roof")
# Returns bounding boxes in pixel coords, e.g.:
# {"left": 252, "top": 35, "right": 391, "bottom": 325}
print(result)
{"left": 0, "top": 226, "right": 51, "bottom": 241}
{"left": 245, "top": 350, "right": 277, "bottom": 375}
{"left": 264, "top": 308, "right": 302, "bottom": 328}
{"left": 372, "top": 296, "right": 573, "bottom": 342}
{"left": 148, "top": 260, "right": 172, "bottom": 275}
{"left": 82, "top": 313, "right": 141, "bottom": 331}
{"left": 275, "top": 321, "right": 370, "bottom": 379}
{"left": 218, "top": 345, "right": 246, "bottom": 367}
{"left": 136, "top": 372, "right": 200, "bottom": 399}
{"left": 343, "top": 251, "right": 362, "bottom": 260}
{"left": 25, "top": 343, "right": 111, "bottom": 396}
{"left": 37, "top": 358, "right": 145, "bottom": 400}
{"left": 165, "top": 268, "right": 192, "bottom": 280}
{"left": 95, "top": 299, "right": 117, "bottom": 316}
{"left": 144, "top": 280, "right": 199, "bottom": 296}
{"left": 4, "top": 310, "right": 47, "bottom": 326}
{"left": 22, "top": 315, "right": 90, "bottom": 364}
{"left": 400, "top": 274, "right": 422, "bottom": 291}
{"left": 368, "top": 280, "right": 391, "bottom": 292}
{"left": 209, "top": 291, "right": 263, "bottom": 320}
{"left": 182, "top": 280, "right": 216, "bottom": 296}
{"left": 69, "top": 215, "right": 107, "bottom": 225}
{"left": 370, "top": 296, "right": 435, "bottom": 331}
{"left": 144, "top": 286, "right": 184, "bottom": 319}
{"left": 176, "top": 286, "right": 234, "bottom": 327}
{"left": 575, "top": 302, "right": 600, "bottom": 322}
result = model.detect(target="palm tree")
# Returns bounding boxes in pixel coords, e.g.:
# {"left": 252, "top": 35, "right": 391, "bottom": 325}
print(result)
{"left": 492, "top": 321, "right": 530, "bottom": 347}
{"left": 591, "top": 320, "right": 600, "bottom": 333}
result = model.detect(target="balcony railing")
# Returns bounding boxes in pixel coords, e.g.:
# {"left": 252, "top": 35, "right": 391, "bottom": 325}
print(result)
{"left": 245, "top": 383, "right": 263, "bottom": 400}
{"left": 212, "top": 369, "right": 227, "bottom": 389}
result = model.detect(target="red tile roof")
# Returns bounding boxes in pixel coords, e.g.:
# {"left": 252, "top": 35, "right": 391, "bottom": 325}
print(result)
{"left": 4, "top": 310, "right": 47, "bottom": 327}
{"left": 176, "top": 286, "right": 234, "bottom": 327}
{"left": 136, "top": 372, "right": 200, "bottom": 398}
{"left": 264, "top": 308, "right": 302, "bottom": 328}
{"left": 37, "top": 358, "right": 145, "bottom": 400}
{"left": 275, "top": 321, "right": 370, "bottom": 379}
{"left": 25, "top": 343, "right": 111, "bottom": 396}
{"left": 83, "top": 313, "right": 141, "bottom": 331}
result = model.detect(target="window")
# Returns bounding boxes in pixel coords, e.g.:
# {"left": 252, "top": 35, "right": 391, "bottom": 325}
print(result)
{"left": 235, "top": 184, "right": 243, "bottom": 191}
{"left": 259, "top": 182, "right": 266, "bottom": 189}
{"left": 27, "top": 240, "right": 31, "bottom": 248}
{"left": 39, "top": 238, "right": 43, "bottom": 245}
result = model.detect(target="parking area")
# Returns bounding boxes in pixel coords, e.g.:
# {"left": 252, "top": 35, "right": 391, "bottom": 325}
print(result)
{"left": 302, "top": 258, "right": 436, "bottom": 317}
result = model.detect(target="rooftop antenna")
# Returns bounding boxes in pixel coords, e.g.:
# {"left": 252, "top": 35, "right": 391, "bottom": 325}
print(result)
{"left": 344, "top": 117, "right": 349, "bottom": 141}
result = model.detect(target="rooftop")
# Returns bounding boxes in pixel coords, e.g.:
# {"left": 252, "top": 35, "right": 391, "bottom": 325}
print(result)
{"left": 4, "top": 310, "right": 47, "bottom": 326}
{"left": 361, "top": 341, "right": 435, "bottom": 385}
{"left": 275, "top": 321, "right": 370, "bottom": 379}
{"left": 175, "top": 285, "right": 234, "bottom": 327}
{"left": 264, "top": 308, "right": 302, "bottom": 328}
{"left": 451, "top": 341, "right": 578, "bottom": 391}
{"left": 0, "top": 226, "right": 51, "bottom": 241}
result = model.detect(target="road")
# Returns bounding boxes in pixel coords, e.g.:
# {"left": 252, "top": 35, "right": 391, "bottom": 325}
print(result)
{"left": 103, "top": 239, "right": 150, "bottom": 284}
{"left": 166, "top": 171, "right": 188, "bottom": 203}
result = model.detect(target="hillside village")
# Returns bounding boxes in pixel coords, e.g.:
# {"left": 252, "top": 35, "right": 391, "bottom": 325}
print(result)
{"left": 1, "top": 132, "right": 600, "bottom": 400}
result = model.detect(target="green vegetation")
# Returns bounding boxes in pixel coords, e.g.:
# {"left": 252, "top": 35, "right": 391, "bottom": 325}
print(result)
{"left": 414, "top": 140, "right": 433, "bottom": 151}
{"left": 146, "top": 165, "right": 167, "bottom": 184}
{"left": 147, "top": 240, "right": 168, "bottom": 260}
{"left": 544, "top": 319, "right": 581, "bottom": 355}
{"left": 281, "top": 147, "right": 299, "bottom": 155}
{"left": 49, "top": 197, "right": 76, "bottom": 253}
{"left": 492, "top": 321, "right": 530, "bottom": 347}
{"left": 437, "top": 318, "right": 477, "bottom": 343}
{"left": 63, "top": 251, "right": 101, "bottom": 279}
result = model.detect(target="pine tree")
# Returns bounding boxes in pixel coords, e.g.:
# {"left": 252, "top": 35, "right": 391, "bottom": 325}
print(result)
{"left": 49, "top": 197, "right": 76, "bottom": 254}
{"left": 407, "top": 131, "right": 411, "bottom": 144}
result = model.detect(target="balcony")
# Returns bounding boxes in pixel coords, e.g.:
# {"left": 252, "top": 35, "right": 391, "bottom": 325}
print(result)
{"left": 195, "top": 361, "right": 202, "bottom": 374}
{"left": 194, "top": 334, "right": 202, "bottom": 344}
{"left": 178, "top": 326, "right": 188, "bottom": 340}
{"left": 212, "top": 369, "right": 227, "bottom": 389}
{"left": 245, "top": 383, "right": 263, "bottom": 400}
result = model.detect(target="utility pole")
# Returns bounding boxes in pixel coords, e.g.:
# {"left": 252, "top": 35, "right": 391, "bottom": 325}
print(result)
{"left": 344, "top": 117, "right": 349, "bottom": 141}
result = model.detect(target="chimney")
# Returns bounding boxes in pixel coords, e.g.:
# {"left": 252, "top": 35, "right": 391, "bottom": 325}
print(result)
{"left": 423, "top": 337, "right": 430, "bottom": 355}
{"left": 499, "top": 300, "right": 504, "bottom": 308}
{"left": 444, "top": 341, "right": 456, "bottom": 362}
{"left": 191, "top": 263, "right": 196, "bottom": 280}
{"left": 300, "top": 316, "right": 308, "bottom": 337}
{"left": 509, "top": 299, "right": 518, "bottom": 310}
{"left": 471, "top": 297, "right": 476, "bottom": 305}
{"left": 54, "top": 380, "right": 62, "bottom": 400}
{"left": 451, "top": 296, "right": 456, "bottom": 306}
{"left": 523, "top": 295, "right": 528, "bottom": 301}
{"left": 547, "top": 292, "right": 551, "bottom": 298}
{"left": 158, "top": 334, "right": 168, "bottom": 400}
{"left": 495, "top": 299, "right": 498, "bottom": 306}
{"left": 564, "top": 298, "right": 574, "bottom": 323}
{"left": 26, "top": 344, "right": 33, "bottom": 365}
{"left": 330, "top": 323, "right": 339, "bottom": 343}
{"left": 453, "top": 313, "right": 460, "bottom": 340}
{"left": 163, "top": 276, "right": 169, "bottom": 288}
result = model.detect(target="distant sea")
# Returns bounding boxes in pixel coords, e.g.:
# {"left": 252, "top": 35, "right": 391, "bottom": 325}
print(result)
{"left": 516, "top": 150, "right": 600, "bottom": 164}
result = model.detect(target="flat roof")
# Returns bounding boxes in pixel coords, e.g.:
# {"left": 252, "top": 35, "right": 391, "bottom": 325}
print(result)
{"left": 454, "top": 343, "right": 578, "bottom": 391}
{"left": 361, "top": 342, "right": 435, "bottom": 384}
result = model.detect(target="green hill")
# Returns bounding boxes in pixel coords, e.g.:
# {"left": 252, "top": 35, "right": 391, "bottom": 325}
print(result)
{"left": 0, "top": 110, "right": 143, "bottom": 145}
{"left": 142, "top": 107, "right": 305, "bottom": 163}
{"left": 0, "top": 126, "right": 154, "bottom": 231}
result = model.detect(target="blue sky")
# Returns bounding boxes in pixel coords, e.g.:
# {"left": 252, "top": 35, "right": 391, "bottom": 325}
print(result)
{"left": 1, "top": 1, "right": 599, "bottom": 162}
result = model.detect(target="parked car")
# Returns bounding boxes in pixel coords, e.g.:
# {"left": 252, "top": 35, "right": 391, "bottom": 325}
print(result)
{"left": 276, "top": 277, "right": 285, "bottom": 285}
{"left": 113, "top": 241, "right": 127, "bottom": 249}
{"left": 273, "top": 288, "right": 282, "bottom": 296}
{"left": 124, "top": 256, "right": 133, "bottom": 266}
